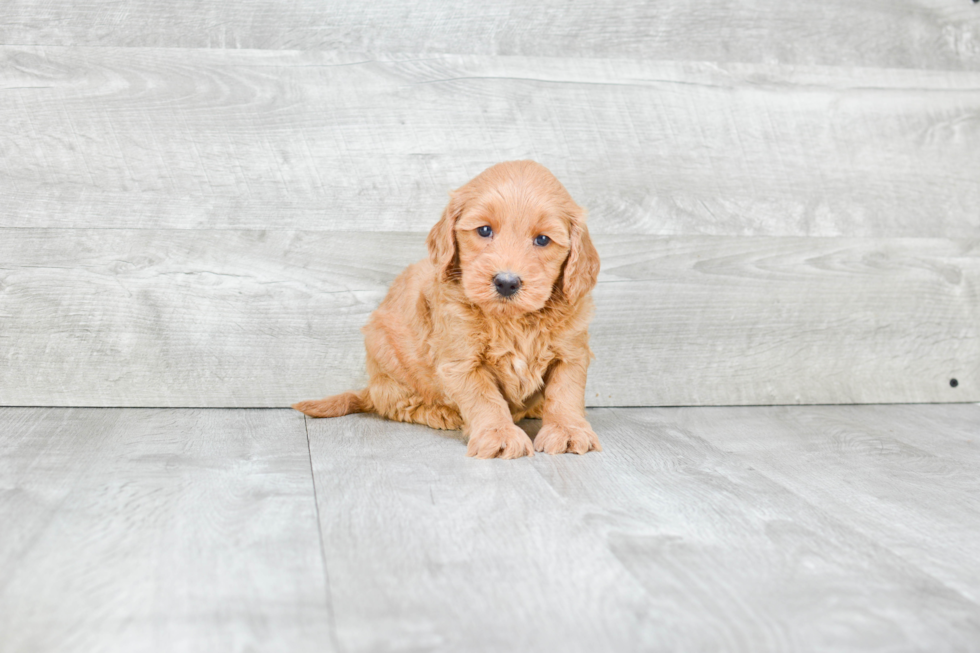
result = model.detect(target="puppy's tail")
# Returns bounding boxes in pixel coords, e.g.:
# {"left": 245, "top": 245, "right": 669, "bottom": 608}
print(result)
{"left": 292, "top": 389, "right": 373, "bottom": 418}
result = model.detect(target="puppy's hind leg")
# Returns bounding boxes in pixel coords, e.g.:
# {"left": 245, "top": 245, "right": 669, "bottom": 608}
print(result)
{"left": 292, "top": 389, "right": 373, "bottom": 418}
{"left": 369, "top": 374, "right": 463, "bottom": 431}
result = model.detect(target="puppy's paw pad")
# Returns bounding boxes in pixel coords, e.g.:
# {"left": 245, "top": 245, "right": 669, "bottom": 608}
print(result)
{"left": 467, "top": 423, "right": 534, "bottom": 459}
{"left": 534, "top": 422, "right": 602, "bottom": 455}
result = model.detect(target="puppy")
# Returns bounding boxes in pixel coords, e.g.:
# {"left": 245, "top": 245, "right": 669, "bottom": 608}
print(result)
{"left": 293, "top": 160, "right": 601, "bottom": 459}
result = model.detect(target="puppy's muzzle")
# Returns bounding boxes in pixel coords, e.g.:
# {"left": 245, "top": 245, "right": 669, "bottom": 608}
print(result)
{"left": 493, "top": 272, "right": 522, "bottom": 298}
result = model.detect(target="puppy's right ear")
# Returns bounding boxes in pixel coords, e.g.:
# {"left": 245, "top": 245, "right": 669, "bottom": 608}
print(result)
{"left": 427, "top": 190, "right": 463, "bottom": 282}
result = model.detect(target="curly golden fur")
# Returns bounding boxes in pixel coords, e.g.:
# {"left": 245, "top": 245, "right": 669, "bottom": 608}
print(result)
{"left": 293, "top": 160, "right": 601, "bottom": 459}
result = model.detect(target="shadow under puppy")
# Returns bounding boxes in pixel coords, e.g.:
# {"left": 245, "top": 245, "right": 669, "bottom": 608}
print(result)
{"left": 294, "top": 160, "right": 601, "bottom": 459}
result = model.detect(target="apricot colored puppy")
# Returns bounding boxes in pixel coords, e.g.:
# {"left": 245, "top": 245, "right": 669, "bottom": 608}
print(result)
{"left": 293, "top": 160, "right": 601, "bottom": 459}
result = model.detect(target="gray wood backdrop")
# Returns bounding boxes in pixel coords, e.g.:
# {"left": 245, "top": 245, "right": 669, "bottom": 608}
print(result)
{"left": 1, "top": 2, "right": 978, "bottom": 407}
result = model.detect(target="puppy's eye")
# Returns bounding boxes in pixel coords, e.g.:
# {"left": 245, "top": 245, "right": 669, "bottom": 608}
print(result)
{"left": 533, "top": 235, "right": 551, "bottom": 247}
{"left": 477, "top": 226, "right": 493, "bottom": 238}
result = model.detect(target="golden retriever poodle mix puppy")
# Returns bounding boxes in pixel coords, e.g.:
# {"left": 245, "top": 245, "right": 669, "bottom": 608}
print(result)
{"left": 293, "top": 160, "right": 601, "bottom": 459}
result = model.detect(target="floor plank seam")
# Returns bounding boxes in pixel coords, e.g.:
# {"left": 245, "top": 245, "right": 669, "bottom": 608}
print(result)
{"left": 716, "top": 439, "right": 980, "bottom": 609}
{"left": 303, "top": 413, "right": 342, "bottom": 653}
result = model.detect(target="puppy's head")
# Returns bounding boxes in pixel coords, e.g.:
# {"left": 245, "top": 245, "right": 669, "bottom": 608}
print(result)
{"left": 427, "top": 160, "right": 599, "bottom": 315}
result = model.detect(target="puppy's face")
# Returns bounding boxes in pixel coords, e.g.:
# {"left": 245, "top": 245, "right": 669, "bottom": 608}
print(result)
{"left": 427, "top": 161, "right": 599, "bottom": 316}
{"left": 454, "top": 185, "right": 570, "bottom": 315}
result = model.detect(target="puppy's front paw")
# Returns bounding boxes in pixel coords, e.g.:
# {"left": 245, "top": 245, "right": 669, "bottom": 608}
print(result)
{"left": 534, "top": 421, "right": 602, "bottom": 455}
{"left": 467, "top": 423, "right": 535, "bottom": 459}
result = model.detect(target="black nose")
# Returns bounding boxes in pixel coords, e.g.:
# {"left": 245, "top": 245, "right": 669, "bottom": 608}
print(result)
{"left": 493, "top": 272, "right": 522, "bottom": 297}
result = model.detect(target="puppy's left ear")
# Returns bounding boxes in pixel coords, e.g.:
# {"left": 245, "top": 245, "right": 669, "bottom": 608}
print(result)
{"left": 427, "top": 190, "right": 464, "bottom": 282}
{"left": 562, "top": 207, "right": 600, "bottom": 303}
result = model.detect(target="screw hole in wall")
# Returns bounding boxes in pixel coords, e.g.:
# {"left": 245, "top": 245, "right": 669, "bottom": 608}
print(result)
{"left": 950, "top": 378, "right": 959, "bottom": 388}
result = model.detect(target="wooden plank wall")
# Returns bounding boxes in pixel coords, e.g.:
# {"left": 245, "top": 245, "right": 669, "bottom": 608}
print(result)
{"left": 1, "top": 2, "right": 978, "bottom": 407}
{"left": 2, "top": 1, "right": 978, "bottom": 70}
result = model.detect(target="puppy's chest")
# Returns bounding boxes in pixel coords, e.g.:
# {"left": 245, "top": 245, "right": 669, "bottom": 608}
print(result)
{"left": 484, "top": 336, "right": 555, "bottom": 404}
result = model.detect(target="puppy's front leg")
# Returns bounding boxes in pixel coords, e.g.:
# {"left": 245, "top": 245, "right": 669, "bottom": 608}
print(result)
{"left": 534, "top": 359, "right": 602, "bottom": 455}
{"left": 438, "top": 361, "right": 534, "bottom": 459}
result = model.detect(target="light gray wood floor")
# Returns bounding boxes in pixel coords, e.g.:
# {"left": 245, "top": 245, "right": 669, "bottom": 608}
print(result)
{"left": 2, "top": 404, "right": 979, "bottom": 652}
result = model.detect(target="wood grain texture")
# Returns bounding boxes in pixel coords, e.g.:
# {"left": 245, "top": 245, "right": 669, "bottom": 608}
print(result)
{"left": 1, "top": 229, "right": 975, "bottom": 407}
{"left": 307, "top": 405, "right": 980, "bottom": 652}
{"left": 0, "top": 407, "right": 335, "bottom": 653}
{"left": 307, "top": 413, "right": 660, "bottom": 652}
{"left": 662, "top": 404, "right": 980, "bottom": 605}
{"left": 4, "top": 46, "right": 980, "bottom": 236}
{"left": 1, "top": 0, "right": 979, "bottom": 71}
{"left": 4, "top": 405, "right": 977, "bottom": 651}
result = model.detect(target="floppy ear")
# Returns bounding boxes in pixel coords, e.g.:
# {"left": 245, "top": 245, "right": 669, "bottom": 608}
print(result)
{"left": 426, "top": 190, "right": 463, "bottom": 282}
{"left": 562, "top": 208, "right": 600, "bottom": 303}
